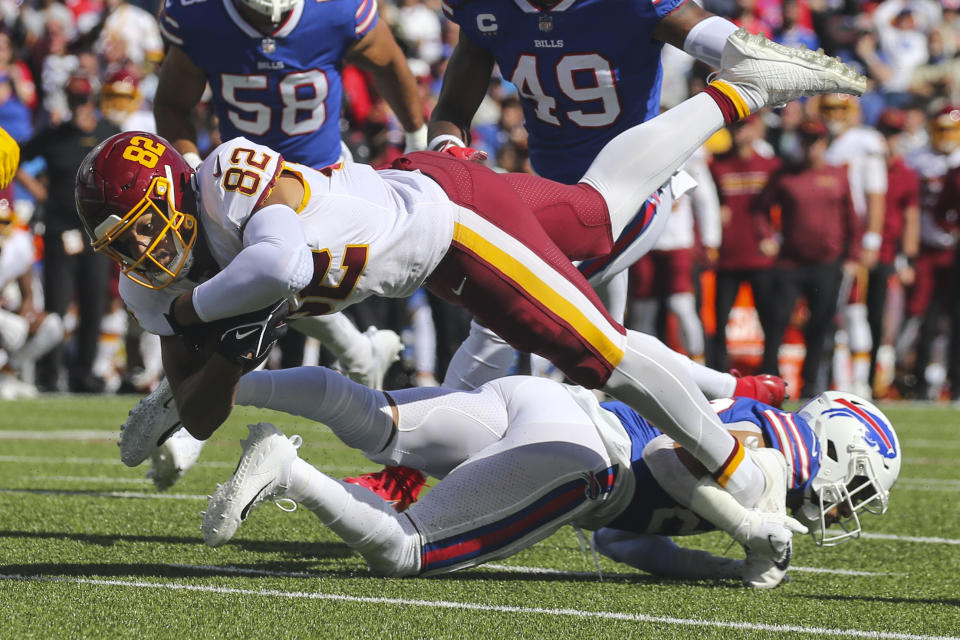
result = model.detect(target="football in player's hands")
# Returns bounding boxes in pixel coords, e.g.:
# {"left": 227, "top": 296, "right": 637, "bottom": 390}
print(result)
{"left": 208, "top": 299, "right": 290, "bottom": 373}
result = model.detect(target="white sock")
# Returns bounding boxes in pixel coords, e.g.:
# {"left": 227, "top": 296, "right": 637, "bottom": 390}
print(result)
{"left": 686, "top": 358, "right": 737, "bottom": 399}
{"left": 285, "top": 458, "right": 421, "bottom": 576}
{"left": 235, "top": 367, "right": 394, "bottom": 453}
{"left": 580, "top": 93, "right": 725, "bottom": 239}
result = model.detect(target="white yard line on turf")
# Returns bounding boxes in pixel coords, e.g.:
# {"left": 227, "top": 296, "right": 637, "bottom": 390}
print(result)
{"left": 0, "top": 430, "right": 117, "bottom": 440}
{"left": 0, "top": 573, "right": 952, "bottom": 640}
{"left": 0, "top": 454, "right": 358, "bottom": 474}
{"left": 860, "top": 532, "right": 960, "bottom": 545}
{"left": 0, "top": 488, "right": 207, "bottom": 500}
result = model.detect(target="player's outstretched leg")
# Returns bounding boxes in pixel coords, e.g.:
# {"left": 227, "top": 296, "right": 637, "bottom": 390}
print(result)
{"left": 580, "top": 28, "right": 865, "bottom": 250}
{"left": 204, "top": 421, "right": 421, "bottom": 574}
{"left": 202, "top": 423, "right": 302, "bottom": 547}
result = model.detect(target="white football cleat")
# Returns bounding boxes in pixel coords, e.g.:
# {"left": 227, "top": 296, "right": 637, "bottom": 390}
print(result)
{"left": 347, "top": 327, "right": 403, "bottom": 390}
{"left": 732, "top": 448, "right": 808, "bottom": 588}
{"left": 119, "top": 377, "right": 182, "bottom": 467}
{"left": 714, "top": 28, "right": 867, "bottom": 112}
{"left": 147, "top": 428, "right": 206, "bottom": 491}
{"left": 202, "top": 423, "right": 301, "bottom": 548}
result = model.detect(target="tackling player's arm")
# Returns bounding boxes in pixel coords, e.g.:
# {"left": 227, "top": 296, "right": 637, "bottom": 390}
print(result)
{"left": 347, "top": 20, "right": 425, "bottom": 142}
{"left": 427, "top": 31, "right": 495, "bottom": 148}
{"left": 169, "top": 171, "right": 308, "bottom": 326}
{"left": 153, "top": 45, "right": 209, "bottom": 161}
{"left": 654, "top": 1, "right": 738, "bottom": 71}
{"left": 652, "top": 1, "right": 716, "bottom": 49}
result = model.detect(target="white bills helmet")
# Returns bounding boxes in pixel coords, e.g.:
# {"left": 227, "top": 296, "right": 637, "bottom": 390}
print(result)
{"left": 238, "top": 0, "right": 301, "bottom": 23}
{"left": 795, "top": 391, "right": 901, "bottom": 546}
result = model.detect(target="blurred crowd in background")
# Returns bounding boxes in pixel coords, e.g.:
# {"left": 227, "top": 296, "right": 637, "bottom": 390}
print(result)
{"left": 0, "top": 0, "right": 958, "bottom": 404}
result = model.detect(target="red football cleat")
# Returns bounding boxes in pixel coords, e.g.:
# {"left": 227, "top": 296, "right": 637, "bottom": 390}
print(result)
{"left": 731, "top": 370, "right": 788, "bottom": 408}
{"left": 343, "top": 465, "right": 426, "bottom": 512}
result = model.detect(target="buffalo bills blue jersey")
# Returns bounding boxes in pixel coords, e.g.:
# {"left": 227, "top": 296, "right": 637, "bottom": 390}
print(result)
{"left": 442, "top": 0, "right": 685, "bottom": 184}
{"left": 159, "top": 0, "right": 378, "bottom": 169}
{"left": 601, "top": 397, "right": 821, "bottom": 535}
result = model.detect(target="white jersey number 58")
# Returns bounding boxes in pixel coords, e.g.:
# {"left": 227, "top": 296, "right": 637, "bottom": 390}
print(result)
{"left": 221, "top": 69, "right": 329, "bottom": 136}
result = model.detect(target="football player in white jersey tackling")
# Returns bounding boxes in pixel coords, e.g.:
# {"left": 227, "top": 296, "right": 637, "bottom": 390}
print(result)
{"left": 201, "top": 366, "right": 900, "bottom": 587}
{"left": 141, "top": 0, "right": 430, "bottom": 492}
{"left": 76, "top": 30, "right": 867, "bottom": 521}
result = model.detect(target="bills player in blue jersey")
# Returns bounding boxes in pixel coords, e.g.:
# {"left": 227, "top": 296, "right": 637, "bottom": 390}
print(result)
{"left": 134, "top": 0, "right": 429, "bottom": 493}
{"left": 198, "top": 365, "right": 900, "bottom": 588}
{"left": 427, "top": 0, "right": 793, "bottom": 407}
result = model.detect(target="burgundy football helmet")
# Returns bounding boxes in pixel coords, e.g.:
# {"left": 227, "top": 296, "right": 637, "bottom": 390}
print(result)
{"left": 76, "top": 131, "right": 198, "bottom": 289}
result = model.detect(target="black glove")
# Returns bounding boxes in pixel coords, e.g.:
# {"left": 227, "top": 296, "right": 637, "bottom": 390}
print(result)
{"left": 208, "top": 299, "right": 290, "bottom": 373}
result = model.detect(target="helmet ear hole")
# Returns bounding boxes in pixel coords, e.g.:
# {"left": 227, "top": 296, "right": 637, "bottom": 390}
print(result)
{"left": 826, "top": 439, "right": 838, "bottom": 462}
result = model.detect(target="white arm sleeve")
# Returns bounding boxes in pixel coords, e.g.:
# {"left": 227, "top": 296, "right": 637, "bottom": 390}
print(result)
{"left": 683, "top": 16, "right": 738, "bottom": 69}
{"left": 191, "top": 204, "right": 314, "bottom": 322}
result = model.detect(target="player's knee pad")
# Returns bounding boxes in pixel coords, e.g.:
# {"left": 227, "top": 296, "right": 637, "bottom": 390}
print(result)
{"left": 362, "top": 512, "right": 422, "bottom": 578}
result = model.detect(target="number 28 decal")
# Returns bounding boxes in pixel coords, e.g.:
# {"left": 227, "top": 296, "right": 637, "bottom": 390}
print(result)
{"left": 122, "top": 136, "right": 167, "bottom": 168}
{"left": 293, "top": 245, "right": 369, "bottom": 316}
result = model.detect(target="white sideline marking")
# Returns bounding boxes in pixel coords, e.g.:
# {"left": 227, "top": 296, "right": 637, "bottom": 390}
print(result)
{"left": 0, "top": 574, "right": 953, "bottom": 640}
{"left": 0, "top": 430, "right": 117, "bottom": 440}
{"left": 861, "top": 532, "right": 960, "bottom": 545}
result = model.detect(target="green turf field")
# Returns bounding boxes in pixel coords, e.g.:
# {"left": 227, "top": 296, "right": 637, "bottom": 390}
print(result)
{"left": 0, "top": 395, "right": 958, "bottom": 639}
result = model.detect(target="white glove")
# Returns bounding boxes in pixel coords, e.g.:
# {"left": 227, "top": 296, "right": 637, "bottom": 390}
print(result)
{"left": 733, "top": 509, "right": 808, "bottom": 589}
